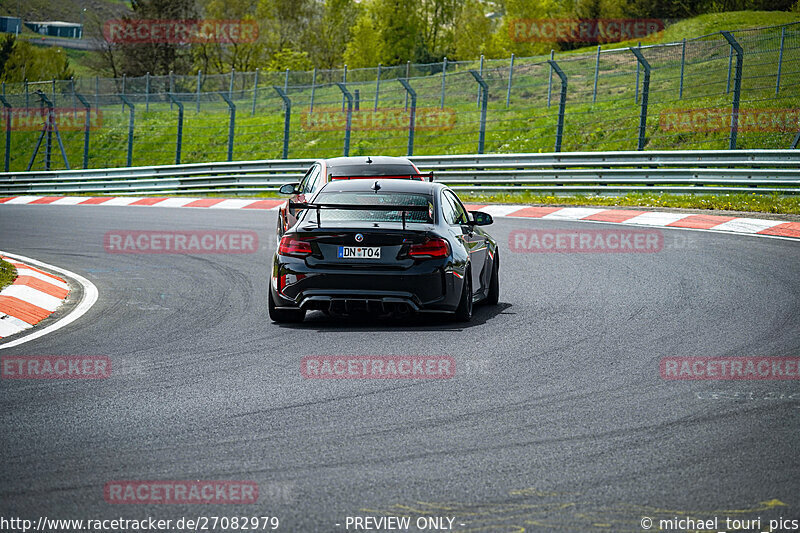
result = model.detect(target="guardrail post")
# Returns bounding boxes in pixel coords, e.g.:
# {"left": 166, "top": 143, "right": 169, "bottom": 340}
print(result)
{"left": 679, "top": 38, "right": 686, "bottom": 99}
{"left": 310, "top": 67, "right": 317, "bottom": 113}
{"left": 0, "top": 95, "right": 10, "bottom": 172}
{"left": 547, "top": 60, "right": 567, "bottom": 153}
{"left": 342, "top": 65, "right": 347, "bottom": 112}
{"left": 74, "top": 92, "right": 92, "bottom": 169}
{"left": 547, "top": 50, "right": 554, "bottom": 108}
{"left": 273, "top": 86, "right": 291, "bottom": 159}
{"left": 776, "top": 26, "right": 785, "bottom": 95}
{"left": 374, "top": 63, "right": 381, "bottom": 111}
{"left": 196, "top": 70, "right": 201, "bottom": 113}
{"left": 506, "top": 53, "right": 515, "bottom": 108}
{"left": 145, "top": 72, "right": 150, "bottom": 112}
{"left": 398, "top": 79, "right": 416, "bottom": 156}
{"left": 168, "top": 93, "right": 184, "bottom": 164}
{"left": 220, "top": 92, "right": 236, "bottom": 162}
{"left": 592, "top": 46, "right": 600, "bottom": 104}
{"left": 336, "top": 82, "right": 353, "bottom": 156}
{"left": 119, "top": 95, "right": 134, "bottom": 167}
{"left": 441, "top": 56, "right": 447, "bottom": 110}
{"left": 721, "top": 31, "right": 743, "bottom": 150}
{"left": 631, "top": 47, "right": 651, "bottom": 151}
{"left": 469, "top": 70, "right": 488, "bottom": 154}
{"left": 252, "top": 68, "right": 259, "bottom": 116}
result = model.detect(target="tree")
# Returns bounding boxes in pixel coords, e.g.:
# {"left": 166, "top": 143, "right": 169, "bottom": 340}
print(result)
{"left": 1, "top": 40, "right": 73, "bottom": 82}
{"left": 193, "top": 0, "right": 267, "bottom": 74}
{"left": 372, "top": 0, "right": 421, "bottom": 65}
{"left": 268, "top": 48, "right": 313, "bottom": 71}
{"left": 417, "top": 0, "right": 459, "bottom": 61}
{"left": 307, "top": 0, "right": 360, "bottom": 69}
{"left": 453, "top": 0, "right": 496, "bottom": 59}
{"left": 343, "top": 11, "right": 383, "bottom": 68}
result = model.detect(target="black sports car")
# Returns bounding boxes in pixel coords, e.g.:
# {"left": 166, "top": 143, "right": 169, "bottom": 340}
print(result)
{"left": 269, "top": 178, "right": 499, "bottom": 323}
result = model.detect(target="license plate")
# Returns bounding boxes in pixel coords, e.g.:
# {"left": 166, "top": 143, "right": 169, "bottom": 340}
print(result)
{"left": 338, "top": 246, "right": 381, "bottom": 259}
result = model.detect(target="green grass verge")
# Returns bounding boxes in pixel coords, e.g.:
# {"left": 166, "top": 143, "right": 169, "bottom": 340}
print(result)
{"left": 457, "top": 192, "right": 800, "bottom": 214}
{"left": 0, "top": 258, "right": 17, "bottom": 291}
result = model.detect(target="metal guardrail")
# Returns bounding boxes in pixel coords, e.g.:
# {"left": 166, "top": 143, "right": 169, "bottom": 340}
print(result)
{"left": 1, "top": 150, "right": 799, "bottom": 196}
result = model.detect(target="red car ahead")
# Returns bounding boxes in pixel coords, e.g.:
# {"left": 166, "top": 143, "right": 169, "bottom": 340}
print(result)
{"left": 276, "top": 156, "right": 427, "bottom": 236}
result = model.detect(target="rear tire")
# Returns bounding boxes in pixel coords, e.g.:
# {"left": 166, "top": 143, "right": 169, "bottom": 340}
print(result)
{"left": 454, "top": 268, "right": 473, "bottom": 322}
{"left": 486, "top": 254, "right": 499, "bottom": 305}
{"left": 269, "top": 289, "right": 305, "bottom": 323}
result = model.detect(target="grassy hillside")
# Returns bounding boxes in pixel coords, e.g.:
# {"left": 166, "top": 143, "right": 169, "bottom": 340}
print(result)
{"left": 0, "top": 0, "right": 130, "bottom": 25}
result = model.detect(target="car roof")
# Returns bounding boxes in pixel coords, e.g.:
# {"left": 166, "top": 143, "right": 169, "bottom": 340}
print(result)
{"left": 317, "top": 177, "right": 443, "bottom": 195}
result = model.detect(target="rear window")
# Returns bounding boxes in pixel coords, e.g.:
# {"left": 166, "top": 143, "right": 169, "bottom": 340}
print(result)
{"left": 308, "top": 191, "right": 433, "bottom": 224}
{"left": 327, "top": 163, "right": 418, "bottom": 178}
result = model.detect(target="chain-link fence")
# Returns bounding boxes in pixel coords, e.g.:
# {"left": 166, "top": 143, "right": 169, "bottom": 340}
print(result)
{"left": 1, "top": 22, "right": 798, "bottom": 172}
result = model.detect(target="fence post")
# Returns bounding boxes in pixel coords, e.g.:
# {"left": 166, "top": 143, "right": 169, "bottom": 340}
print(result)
{"left": 220, "top": 92, "right": 236, "bottom": 161}
{"left": 145, "top": 72, "right": 150, "bottom": 112}
{"left": 71, "top": 77, "right": 76, "bottom": 119}
{"left": 776, "top": 26, "right": 785, "bottom": 95}
{"left": 169, "top": 70, "right": 174, "bottom": 97}
{"left": 679, "top": 38, "right": 686, "bottom": 99}
{"left": 721, "top": 31, "right": 743, "bottom": 150}
{"left": 119, "top": 95, "right": 135, "bottom": 167}
{"left": 121, "top": 74, "right": 126, "bottom": 112}
{"left": 284, "top": 68, "right": 289, "bottom": 95}
{"left": 196, "top": 70, "right": 201, "bottom": 113}
{"left": 631, "top": 47, "right": 651, "bottom": 151}
{"left": 336, "top": 82, "right": 353, "bottom": 156}
{"left": 374, "top": 63, "right": 381, "bottom": 111}
{"left": 506, "top": 53, "right": 515, "bottom": 108}
{"left": 547, "top": 50, "right": 554, "bottom": 108}
{"left": 726, "top": 42, "right": 733, "bottom": 94}
{"left": 635, "top": 41, "right": 641, "bottom": 104}
{"left": 25, "top": 79, "right": 29, "bottom": 110}
{"left": 342, "top": 64, "right": 347, "bottom": 112}
{"left": 398, "top": 79, "right": 416, "bottom": 156}
{"left": 252, "top": 68, "right": 259, "bottom": 116}
{"left": 94, "top": 75, "right": 98, "bottom": 111}
{"left": 229, "top": 68, "right": 235, "bottom": 100}
{"left": 52, "top": 79, "right": 56, "bottom": 108}
{"left": 354, "top": 89, "right": 360, "bottom": 111}
{"left": 476, "top": 54, "right": 484, "bottom": 108}
{"left": 168, "top": 93, "right": 184, "bottom": 165}
{"left": 547, "top": 59, "right": 567, "bottom": 153}
{"left": 310, "top": 67, "right": 317, "bottom": 112}
{"left": 441, "top": 56, "right": 447, "bottom": 110}
{"left": 404, "top": 61, "right": 410, "bottom": 110}
{"left": 469, "top": 70, "right": 488, "bottom": 154}
{"left": 0, "top": 95, "right": 10, "bottom": 172}
{"left": 273, "top": 86, "right": 291, "bottom": 159}
{"left": 592, "top": 45, "right": 600, "bottom": 104}
{"left": 74, "top": 92, "right": 92, "bottom": 169}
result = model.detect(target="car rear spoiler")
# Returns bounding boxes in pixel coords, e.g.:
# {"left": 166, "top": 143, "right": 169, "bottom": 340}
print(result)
{"left": 288, "top": 201, "right": 430, "bottom": 230}
{"left": 330, "top": 172, "right": 434, "bottom": 182}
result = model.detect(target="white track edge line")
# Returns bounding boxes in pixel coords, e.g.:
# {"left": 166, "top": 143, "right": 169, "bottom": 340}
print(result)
{"left": 0, "top": 252, "right": 99, "bottom": 350}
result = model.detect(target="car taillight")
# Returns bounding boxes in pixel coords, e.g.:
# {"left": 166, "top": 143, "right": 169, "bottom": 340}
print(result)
{"left": 279, "top": 236, "right": 312, "bottom": 257}
{"left": 409, "top": 238, "right": 449, "bottom": 258}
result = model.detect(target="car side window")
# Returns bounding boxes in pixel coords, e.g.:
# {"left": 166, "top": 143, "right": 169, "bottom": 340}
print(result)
{"left": 302, "top": 164, "right": 321, "bottom": 194}
{"left": 444, "top": 190, "right": 469, "bottom": 225}
{"left": 440, "top": 191, "right": 457, "bottom": 225}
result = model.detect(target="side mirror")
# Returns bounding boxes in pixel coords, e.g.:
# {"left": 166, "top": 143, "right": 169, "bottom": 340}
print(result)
{"left": 469, "top": 211, "right": 493, "bottom": 226}
{"left": 279, "top": 183, "right": 299, "bottom": 195}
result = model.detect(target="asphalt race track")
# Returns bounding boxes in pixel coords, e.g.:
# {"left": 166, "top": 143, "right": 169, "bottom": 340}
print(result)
{"left": 1, "top": 204, "right": 799, "bottom": 532}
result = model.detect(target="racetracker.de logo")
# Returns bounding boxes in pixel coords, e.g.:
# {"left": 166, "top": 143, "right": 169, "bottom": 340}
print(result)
{"left": 3, "top": 108, "right": 103, "bottom": 132}
{"left": 104, "top": 230, "right": 258, "bottom": 254}
{"left": 509, "top": 229, "right": 663, "bottom": 253}
{"left": 301, "top": 107, "right": 456, "bottom": 132}
{"left": 510, "top": 18, "right": 664, "bottom": 43}
{"left": 102, "top": 19, "right": 258, "bottom": 44}
{"left": 104, "top": 481, "right": 258, "bottom": 504}
{"left": 1, "top": 356, "right": 111, "bottom": 379}
{"left": 301, "top": 356, "right": 455, "bottom": 379}
{"left": 659, "top": 108, "right": 800, "bottom": 132}
{"left": 661, "top": 357, "right": 800, "bottom": 380}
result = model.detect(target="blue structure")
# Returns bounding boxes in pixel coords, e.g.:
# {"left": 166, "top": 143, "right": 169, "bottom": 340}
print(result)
{"left": 0, "top": 16, "right": 21, "bottom": 34}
